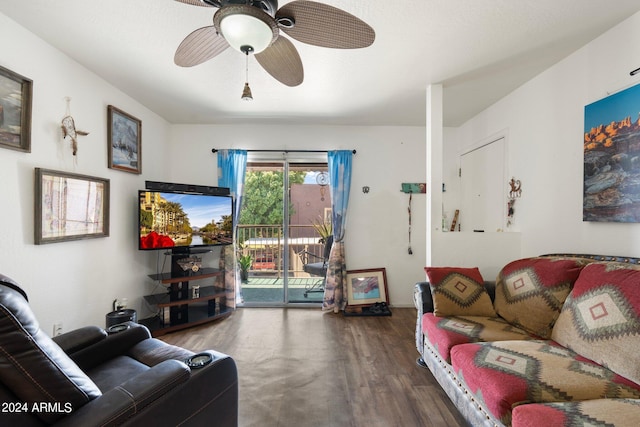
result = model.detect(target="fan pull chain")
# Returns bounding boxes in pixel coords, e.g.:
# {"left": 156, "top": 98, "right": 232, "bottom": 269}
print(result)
{"left": 245, "top": 51, "right": 249, "bottom": 83}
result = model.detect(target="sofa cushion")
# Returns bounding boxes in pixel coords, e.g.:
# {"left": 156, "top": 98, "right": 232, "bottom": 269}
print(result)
{"left": 425, "top": 267, "right": 495, "bottom": 317}
{"left": 511, "top": 398, "right": 640, "bottom": 427}
{"left": 450, "top": 340, "right": 640, "bottom": 425}
{"left": 422, "top": 313, "right": 533, "bottom": 362}
{"left": 552, "top": 262, "right": 640, "bottom": 385}
{"left": 494, "top": 257, "right": 584, "bottom": 338}
{"left": 86, "top": 355, "right": 150, "bottom": 392}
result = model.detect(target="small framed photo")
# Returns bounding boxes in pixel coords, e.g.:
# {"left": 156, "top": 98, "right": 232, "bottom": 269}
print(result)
{"left": 107, "top": 105, "right": 141, "bottom": 174}
{"left": 346, "top": 268, "right": 389, "bottom": 307}
{"left": 35, "top": 168, "right": 110, "bottom": 244}
{"left": 0, "top": 65, "right": 32, "bottom": 152}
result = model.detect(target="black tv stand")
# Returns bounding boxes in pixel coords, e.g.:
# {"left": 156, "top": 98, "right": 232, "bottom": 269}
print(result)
{"left": 139, "top": 248, "right": 233, "bottom": 336}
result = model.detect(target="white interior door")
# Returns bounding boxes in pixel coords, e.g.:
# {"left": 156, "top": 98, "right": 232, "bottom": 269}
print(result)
{"left": 460, "top": 137, "right": 506, "bottom": 232}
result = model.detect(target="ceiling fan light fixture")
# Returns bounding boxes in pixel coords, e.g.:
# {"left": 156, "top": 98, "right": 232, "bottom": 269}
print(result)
{"left": 214, "top": 5, "right": 278, "bottom": 54}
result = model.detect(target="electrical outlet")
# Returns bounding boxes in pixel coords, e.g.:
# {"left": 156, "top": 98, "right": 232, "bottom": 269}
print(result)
{"left": 53, "top": 322, "right": 63, "bottom": 337}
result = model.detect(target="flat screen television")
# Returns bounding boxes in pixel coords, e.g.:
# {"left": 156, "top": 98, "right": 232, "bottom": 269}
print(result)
{"left": 138, "top": 189, "right": 233, "bottom": 251}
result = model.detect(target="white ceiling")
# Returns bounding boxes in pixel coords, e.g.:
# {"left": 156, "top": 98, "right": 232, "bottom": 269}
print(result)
{"left": 1, "top": 0, "right": 639, "bottom": 127}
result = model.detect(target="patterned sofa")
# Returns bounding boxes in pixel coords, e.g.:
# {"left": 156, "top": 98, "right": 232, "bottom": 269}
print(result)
{"left": 414, "top": 254, "right": 640, "bottom": 426}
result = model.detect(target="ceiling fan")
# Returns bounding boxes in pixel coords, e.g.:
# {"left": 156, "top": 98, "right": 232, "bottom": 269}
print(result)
{"left": 173, "top": 0, "right": 375, "bottom": 95}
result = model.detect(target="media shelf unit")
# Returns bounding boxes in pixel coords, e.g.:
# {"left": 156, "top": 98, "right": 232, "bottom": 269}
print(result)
{"left": 140, "top": 251, "right": 233, "bottom": 336}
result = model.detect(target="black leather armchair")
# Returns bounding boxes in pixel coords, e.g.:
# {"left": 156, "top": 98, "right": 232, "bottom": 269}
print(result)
{"left": 0, "top": 274, "right": 238, "bottom": 426}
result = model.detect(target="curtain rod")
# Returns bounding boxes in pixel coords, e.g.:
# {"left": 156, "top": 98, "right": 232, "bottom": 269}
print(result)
{"left": 211, "top": 148, "right": 356, "bottom": 154}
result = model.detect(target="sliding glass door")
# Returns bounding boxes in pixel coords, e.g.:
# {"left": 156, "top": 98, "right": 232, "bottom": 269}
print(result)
{"left": 238, "top": 159, "right": 331, "bottom": 306}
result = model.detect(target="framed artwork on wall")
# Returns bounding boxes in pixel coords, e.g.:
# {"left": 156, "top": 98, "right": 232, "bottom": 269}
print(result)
{"left": 345, "top": 268, "right": 389, "bottom": 307}
{"left": 584, "top": 83, "right": 640, "bottom": 222}
{"left": 35, "top": 168, "right": 110, "bottom": 244}
{"left": 0, "top": 65, "right": 32, "bottom": 153}
{"left": 107, "top": 105, "right": 141, "bottom": 174}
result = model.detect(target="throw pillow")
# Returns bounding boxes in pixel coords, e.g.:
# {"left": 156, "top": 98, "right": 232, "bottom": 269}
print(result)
{"left": 552, "top": 262, "right": 640, "bottom": 385}
{"left": 494, "top": 257, "right": 584, "bottom": 338}
{"left": 425, "top": 267, "right": 496, "bottom": 317}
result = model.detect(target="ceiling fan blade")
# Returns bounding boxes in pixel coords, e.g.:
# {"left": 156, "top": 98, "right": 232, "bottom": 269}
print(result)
{"left": 255, "top": 37, "right": 303, "bottom": 87}
{"left": 174, "top": 26, "right": 229, "bottom": 67}
{"left": 174, "top": 0, "right": 217, "bottom": 7}
{"left": 276, "top": 0, "right": 375, "bottom": 49}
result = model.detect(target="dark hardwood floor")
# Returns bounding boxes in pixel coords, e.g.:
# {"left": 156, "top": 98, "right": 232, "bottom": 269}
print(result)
{"left": 160, "top": 307, "right": 466, "bottom": 427}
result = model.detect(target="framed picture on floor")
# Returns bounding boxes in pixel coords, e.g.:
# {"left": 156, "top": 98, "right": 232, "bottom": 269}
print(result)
{"left": 107, "top": 105, "right": 141, "bottom": 174}
{"left": 345, "top": 268, "right": 388, "bottom": 307}
{"left": 35, "top": 168, "right": 110, "bottom": 244}
{"left": 0, "top": 65, "right": 32, "bottom": 153}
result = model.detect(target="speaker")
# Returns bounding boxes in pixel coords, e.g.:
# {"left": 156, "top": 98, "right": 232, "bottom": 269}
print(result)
{"left": 145, "top": 181, "right": 230, "bottom": 196}
{"left": 105, "top": 309, "right": 137, "bottom": 328}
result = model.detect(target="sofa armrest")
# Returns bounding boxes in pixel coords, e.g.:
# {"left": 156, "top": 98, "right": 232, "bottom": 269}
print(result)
{"left": 414, "top": 282, "right": 431, "bottom": 357}
{"left": 52, "top": 326, "right": 108, "bottom": 354}
{"left": 67, "top": 323, "right": 151, "bottom": 371}
{"left": 414, "top": 282, "right": 433, "bottom": 314}
{"left": 58, "top": 351, "right": 238, "bottom": 427}
{"left": 55, "top": 359, "right": 191, "bottom": 427}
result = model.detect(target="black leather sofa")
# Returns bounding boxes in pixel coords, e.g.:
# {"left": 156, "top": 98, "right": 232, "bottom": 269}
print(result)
{"left": 0, "top": 273, "right": 238, "bottom": 426}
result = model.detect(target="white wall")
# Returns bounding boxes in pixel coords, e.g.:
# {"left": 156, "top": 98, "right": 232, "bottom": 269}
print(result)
{"left": 0, "top": 12, "right": 428, "bottom": 341}
{"left": 168, "top": 124, "right": 427, "bottom": 307}
{"left": 428, "top": 119, "right": 522, "bottom": 280}
{"left": 0, "top": 13, "right": 171, "bottom": 334}
{"left": 13, "top": 6, "right": 637, "bottom": 329}
{"left": 441, "top": 11, "right": 640, "bottom": 260}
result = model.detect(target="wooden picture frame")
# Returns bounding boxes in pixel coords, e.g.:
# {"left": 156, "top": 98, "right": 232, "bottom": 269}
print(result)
{"left": 345, "top": 268, "right": 389, "bottom": 307}
{"left": 107, "top": 105, "right": 141, "bottom": 174}
{"left": 35, "top": 168, "right": 110, "bottom": 244}
{"left": 0, "top": 65, "right": 32, "bottom": 152}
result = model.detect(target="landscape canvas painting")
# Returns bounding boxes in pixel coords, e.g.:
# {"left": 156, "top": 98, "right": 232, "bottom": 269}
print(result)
{"left": 584, "top": 83, "right": 640, "bottom": 222}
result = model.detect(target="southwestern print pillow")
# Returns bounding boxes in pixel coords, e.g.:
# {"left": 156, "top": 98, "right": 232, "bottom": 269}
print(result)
{"left": 552, "top": 262, "right": 640, "bottom": 385}
{"left": 425, "top": 267, "right": 495, "bottom": 317}
{"left": 494, "top": 257, "right": 584, "bottom": 339}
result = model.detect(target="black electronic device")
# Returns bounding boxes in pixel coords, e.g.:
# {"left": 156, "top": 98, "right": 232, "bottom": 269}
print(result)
{"left": 145, "top": 180, "right": 230, "bottom": 196}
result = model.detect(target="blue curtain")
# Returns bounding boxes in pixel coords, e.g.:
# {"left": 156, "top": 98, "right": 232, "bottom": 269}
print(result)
{"left": 323, "top": 150, "right": 352, "bottom": 312}
{"left": 217, "top": 149, "right": 248, "bottom": 305}
{"left": 218, "top": 149, "right": 247, "bottom": 226}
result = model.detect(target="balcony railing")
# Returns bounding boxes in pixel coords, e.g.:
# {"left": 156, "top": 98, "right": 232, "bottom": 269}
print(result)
{"left": 238, "top": 224, "right": 326, "bottom": 278}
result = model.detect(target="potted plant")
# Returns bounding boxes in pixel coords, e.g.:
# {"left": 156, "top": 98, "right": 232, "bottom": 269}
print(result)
{"left": 238, "top": 254, "right": 252, "bottom": 282}
{"left": 311, "top": 216, "right": 332, "bottom": 244}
